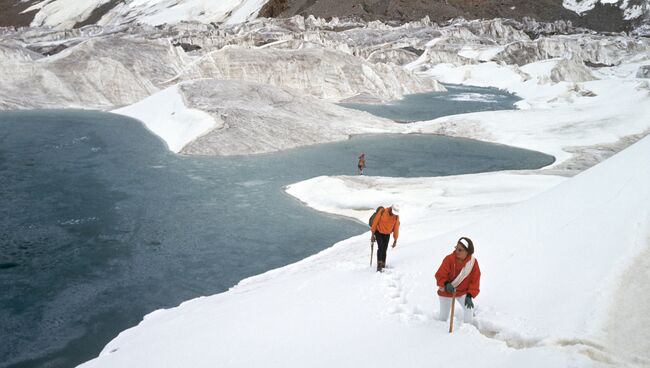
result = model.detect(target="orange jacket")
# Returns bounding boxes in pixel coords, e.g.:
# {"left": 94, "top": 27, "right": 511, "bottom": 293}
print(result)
{"left": 435, "top": 253, "right": 481, "bottom": 298}
{"left": 371, "top": 208, "right": 400, "bottom": 239}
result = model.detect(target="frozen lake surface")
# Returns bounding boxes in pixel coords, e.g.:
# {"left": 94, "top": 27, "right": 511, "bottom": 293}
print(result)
{"left": 0, "top": 105, "right": 552, "bottom": 367}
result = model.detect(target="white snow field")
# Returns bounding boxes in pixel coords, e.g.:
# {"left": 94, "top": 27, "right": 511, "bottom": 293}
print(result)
{"left": 80, "top": 51, "right": 650, "bottom": 368}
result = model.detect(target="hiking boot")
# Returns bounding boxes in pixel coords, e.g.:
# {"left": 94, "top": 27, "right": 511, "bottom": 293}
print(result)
{"left": 377, "top": 261, "right": 385, "bottom": 272}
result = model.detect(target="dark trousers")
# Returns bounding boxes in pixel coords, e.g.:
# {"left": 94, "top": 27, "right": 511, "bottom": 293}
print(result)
{"left": 374, "top": 231, "right": 390, "bottom": 264}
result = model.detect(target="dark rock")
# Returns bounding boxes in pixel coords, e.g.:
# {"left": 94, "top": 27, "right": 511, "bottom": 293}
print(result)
{"left": 260, "top": 0, "right": 641, "bottom": 33}
{"left": 259, "top": 0, "right": 290, "bottom": 18}
{"left": 73, "top": 0, "right": 124, "bottom": 29}
{"left": 172, "top": 42, "right": 202, "bottom": 52}
{"left": 26, "top": 43, "right": 72, "bottom": 56}
{"left": 585, "top": 61, "right": 616, "bottom": 68}
{"left": 401, "top": 46, "right": 424, "bottom": 56}
{"left": 0, "top": 0, "right": 39, "bottom": 28}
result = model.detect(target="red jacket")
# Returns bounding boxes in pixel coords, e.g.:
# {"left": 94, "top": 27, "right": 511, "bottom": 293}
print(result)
{"left": 435, "top": 253, "right": 481, "bottom": 298}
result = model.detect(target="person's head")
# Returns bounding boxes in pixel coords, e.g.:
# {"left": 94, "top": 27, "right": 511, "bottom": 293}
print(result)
{"left": 389, "top": 204, "right": 400, "bottom": 216}
{"left": 454, "top": 237, "right": 474, "bottom": 260}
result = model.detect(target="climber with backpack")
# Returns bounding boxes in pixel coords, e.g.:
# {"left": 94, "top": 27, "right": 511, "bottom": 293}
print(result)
{"left": 369, "top": 204, "right": 400, "bottom": 272}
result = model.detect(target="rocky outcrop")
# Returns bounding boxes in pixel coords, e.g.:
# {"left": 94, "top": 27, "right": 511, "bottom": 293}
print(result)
{"left": 0, "top": 0, "right": 39, "bottom": 28}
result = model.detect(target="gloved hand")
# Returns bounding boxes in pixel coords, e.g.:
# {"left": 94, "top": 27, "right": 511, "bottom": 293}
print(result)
{"left": 465, "top": 294, "right": 474, "bottom": 309}
{"left": 444, "top": 282, "right": 455, "bottom": 294}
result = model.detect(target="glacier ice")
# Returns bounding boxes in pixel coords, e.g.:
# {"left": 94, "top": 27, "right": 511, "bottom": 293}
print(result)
{"left": 1, "top": 15, "right": 649, "bottom": 154}
{"left": 177, "top": 79, "right": 402, "bottom": 155}
{"left": 637, "top": 65, "right": 650, "bottom": 78}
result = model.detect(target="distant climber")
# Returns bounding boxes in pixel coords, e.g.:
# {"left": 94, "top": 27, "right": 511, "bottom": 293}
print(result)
{"left": 358, "top": 153, "right": 366, "bottom": 175}
{"left": 435, "top": 237, "right": 481, "bottom": 324}
{"left": 370, "top": 204, "right": 400, "bottom": 272}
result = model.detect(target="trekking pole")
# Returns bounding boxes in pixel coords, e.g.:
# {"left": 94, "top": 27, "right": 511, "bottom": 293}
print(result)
{"left": 370, "top": 240, "right": 374, "bottom": 267}
{"left": 449, "top": 292, "right": 456, "bottom": 333}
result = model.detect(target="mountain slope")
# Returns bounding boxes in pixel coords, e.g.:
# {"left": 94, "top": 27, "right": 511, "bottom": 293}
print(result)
{"left": 260, "top": 0, "right": 649, "bottom": 32}
{"left": 1, "top": 0, "right": 648, "bottom": 32}
{"left": 0, "top": 0, "right": 267, "bottom": 29}
{"left": 0, "top": 0, "right": 39, "bottom": 27}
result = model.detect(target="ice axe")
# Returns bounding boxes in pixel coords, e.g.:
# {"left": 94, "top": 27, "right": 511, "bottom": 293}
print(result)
{"left": 370, "top": 240, "right": 374, "bottom": 267}
{"left": 449, "top": 291, "right": 456, "bottom": 333}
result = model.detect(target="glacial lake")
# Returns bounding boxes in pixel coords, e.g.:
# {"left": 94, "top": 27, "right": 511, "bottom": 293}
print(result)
{"left": 0, "top": 103, "right": 552, "bottom": 367}
{"left": 339, "top": 84, "right": 521, "bottom": 122}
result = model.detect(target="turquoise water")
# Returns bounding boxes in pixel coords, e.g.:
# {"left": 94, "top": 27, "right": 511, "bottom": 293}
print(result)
{"left": 0, "top": 107, "right": 552, "bottom": 368}
{"left": 339, "top": 84, "right": 520, "bottom": 122}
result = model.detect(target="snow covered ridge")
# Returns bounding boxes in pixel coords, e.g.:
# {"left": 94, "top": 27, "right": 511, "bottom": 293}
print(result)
{"left": 561, "top": 0, "right": 650, "bottom": 35}
{"left": 563, "top": 0, "right": 648, "bottom": 19}
{"left": 23, "top": 0, "right": 268, "bottom": 29}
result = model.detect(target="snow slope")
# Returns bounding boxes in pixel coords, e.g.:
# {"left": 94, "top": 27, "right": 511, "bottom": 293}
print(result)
{"left": 25, "top": 0, "right": 110, "bottom": 29}
{"left": 563, "top": 0, "right": 620, "bottom": 15}
{"left": 78, "top": 130, "right": 650, "bottom": 368}
{"left": 24, "top": 0, "right": 267, "bottom": 29}
{"left": 411, "top": 58, "right": 650, "bottom": 170}
{"left": 99, "top": 0, "right": 267, "bottom": 27}
{"left": 113, "top": 84, "right": 217, "bottom": 153}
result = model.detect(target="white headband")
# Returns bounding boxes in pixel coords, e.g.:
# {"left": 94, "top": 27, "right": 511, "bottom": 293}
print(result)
{"left": 459, "top": 238, "right": 469, "bottom": 248}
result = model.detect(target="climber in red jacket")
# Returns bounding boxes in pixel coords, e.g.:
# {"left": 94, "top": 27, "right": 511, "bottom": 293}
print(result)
{"left": 435, "top": 237, "right": 481, "bottom": 324}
